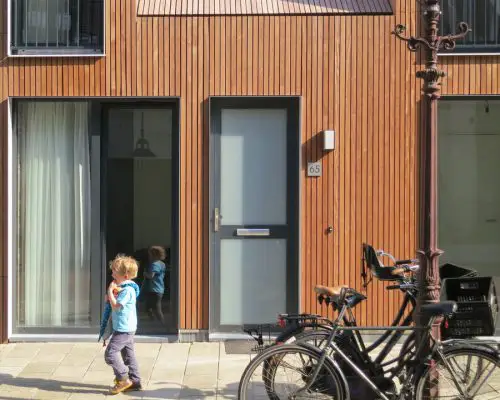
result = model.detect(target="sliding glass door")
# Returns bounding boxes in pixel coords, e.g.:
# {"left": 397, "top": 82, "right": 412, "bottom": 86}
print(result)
{"left": 15, "top": 101, "right": 100, "bottom": 332}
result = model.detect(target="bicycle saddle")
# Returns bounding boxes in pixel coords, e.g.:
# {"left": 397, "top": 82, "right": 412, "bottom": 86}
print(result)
{"left": 421, "top": 301, "right": 457, "bottom": 317}
{"left": 314, "top": 285, "right": 348, "bottom": 297}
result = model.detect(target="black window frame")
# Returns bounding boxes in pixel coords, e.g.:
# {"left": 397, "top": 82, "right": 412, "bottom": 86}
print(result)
{"left": 440, "top": 0, "right": 500, "bottom": 54}
{"left": 9, "top": 0, "right": 105, "bottom": 56}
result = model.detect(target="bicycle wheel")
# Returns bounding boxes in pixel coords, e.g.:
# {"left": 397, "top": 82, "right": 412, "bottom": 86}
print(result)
{"left": 260, "top": 331, "right": 336, "bottom": 398}
{"left": 238, "top": 343, "right": 347, "bottom": 399}
{"left": 415, "top": 348, "right": 500, "bottom": 399}
{"left": 292, "top": 330, "right": 333, "bottom": 347}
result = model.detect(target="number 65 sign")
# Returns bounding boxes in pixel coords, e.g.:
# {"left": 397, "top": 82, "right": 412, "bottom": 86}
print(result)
{"left": 307, "top": 162, "right": 322, "bottom": 177}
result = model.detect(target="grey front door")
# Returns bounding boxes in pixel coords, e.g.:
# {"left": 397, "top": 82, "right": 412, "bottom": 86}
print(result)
{"left": 209, "top": 97, "right": 300, "bottom": 333}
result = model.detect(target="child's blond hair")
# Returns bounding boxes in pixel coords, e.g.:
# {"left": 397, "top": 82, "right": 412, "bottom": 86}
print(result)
{"left": 110, "top": 254, "right": 138, "bottom": 279}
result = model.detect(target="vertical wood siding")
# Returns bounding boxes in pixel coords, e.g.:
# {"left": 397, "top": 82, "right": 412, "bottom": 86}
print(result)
{"left": 0, "top": 0, "right": 498, "bottom": 342}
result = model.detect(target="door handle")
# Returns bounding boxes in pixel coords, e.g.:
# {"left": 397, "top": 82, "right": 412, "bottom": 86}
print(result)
{"left": 214, "top": 208, "right": 220, "bottom": 232}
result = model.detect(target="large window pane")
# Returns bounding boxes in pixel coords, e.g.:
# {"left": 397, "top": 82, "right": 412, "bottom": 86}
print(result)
{"left": 16, "top": 101, "right": 92, "bottom": 328}
{"left": 220, "top": 109, "right": 287, "bottom": 225}
{"left": 10, "top": 0, "right": 104, "bottom": 54}
{"left": 441, "top": 0, "right": 500, "bottom": 51}
{"left": 439, "top": 100, "right": 500, "bottom": 277}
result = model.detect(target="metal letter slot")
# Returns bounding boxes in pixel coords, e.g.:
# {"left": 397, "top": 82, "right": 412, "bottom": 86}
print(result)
{"left": 236, "top": 229, "right": 270, "bottom": 237}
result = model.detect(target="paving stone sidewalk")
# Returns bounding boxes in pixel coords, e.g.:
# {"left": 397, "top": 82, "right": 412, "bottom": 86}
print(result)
{"left": 0, "top": 342, "right": 252, "bottom": 400}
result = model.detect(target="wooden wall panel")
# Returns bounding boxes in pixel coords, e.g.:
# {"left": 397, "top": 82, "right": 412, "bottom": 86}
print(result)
{"left": 440, "top": 56, "right": 500, "bottom": 95}
{"left": 0, "top": 0, "right": 497, "bottom": 340}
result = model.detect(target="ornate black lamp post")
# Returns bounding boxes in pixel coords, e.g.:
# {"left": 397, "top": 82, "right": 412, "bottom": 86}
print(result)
{"left": 392, "top": 1, "right": 469, "bottom": 341}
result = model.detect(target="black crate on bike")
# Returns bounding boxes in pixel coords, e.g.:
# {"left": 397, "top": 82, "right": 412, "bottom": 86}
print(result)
{"left": 442, "top": 303, "right": 496, "bottom": 338}
{"left": 439, "top": 263, "right": 478, "bottom": 280}
{"left": 440, "top": 277, "right": 498, "bottom": 338}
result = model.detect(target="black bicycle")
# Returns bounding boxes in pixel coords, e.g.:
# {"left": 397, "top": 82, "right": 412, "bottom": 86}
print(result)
{"left": 244, "top": 243, "right": 419, "bottom": 351}
{"left": 244, "top": 244, "right": 420, "bottom": 373}
{"left": 238, "top": 286, "right": 500, "bottom": 399}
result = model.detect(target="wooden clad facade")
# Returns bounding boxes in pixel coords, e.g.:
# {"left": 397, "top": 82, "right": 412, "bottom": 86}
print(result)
{"left": 0, "top": 0, "right": 499, "bottom": 343}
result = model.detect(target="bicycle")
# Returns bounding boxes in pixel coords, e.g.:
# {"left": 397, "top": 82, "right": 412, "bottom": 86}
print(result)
{"left": 246, "top": 284, "right": 417, "bottom": 399}
{"left": 244, "top": 244, "right": 419, "bottom": 351}
{"left": 245, "top": 243, "right": 420, "bottom": 368}
{"left": 243, "top": 245, "right": 421, "bottom": 398}
{"left": 238, "top": 286, "right": 500, "bottom": 399}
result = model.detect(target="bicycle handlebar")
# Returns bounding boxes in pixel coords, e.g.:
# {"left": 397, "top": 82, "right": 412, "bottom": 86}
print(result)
{"left": 395, "top": 258, "right": 418, "bottom": 265}
{"left": 387, "top": 283, "right": 417, "bottom": 291}
{"left": 391, "top": 265, "right": 420, "bottom": 276}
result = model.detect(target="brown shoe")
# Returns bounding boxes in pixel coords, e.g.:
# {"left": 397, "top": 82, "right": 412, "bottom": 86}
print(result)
{"left": 109, "top": 378, "right": 133, "bottom": 395}
{"left": 113, "top": 378, "right": 142, "bottom": 392}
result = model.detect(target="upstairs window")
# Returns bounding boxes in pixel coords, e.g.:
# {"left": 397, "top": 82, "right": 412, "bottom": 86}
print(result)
{"left": 10, "top": 0, "right": 104, "bottom": 56}
{"left": 441, "top": 0, "right": 500, "bottom": 53}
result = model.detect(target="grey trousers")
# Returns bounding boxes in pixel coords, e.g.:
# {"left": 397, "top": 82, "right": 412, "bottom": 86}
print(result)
{"left": 104, "top": 332, "right": 140, "bottom": 382}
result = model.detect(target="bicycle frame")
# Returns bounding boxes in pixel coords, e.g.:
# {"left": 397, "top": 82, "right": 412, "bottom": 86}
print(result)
{"left": 331, "top": 288, "right": 417, "bottom": 381}
{"left": 296, "top": 317, "right": 433, "bottom": 400}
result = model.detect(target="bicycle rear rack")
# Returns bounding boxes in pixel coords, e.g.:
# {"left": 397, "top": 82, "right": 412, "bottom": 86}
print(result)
{"left": 243, "top": 313, "right": 328, "bottom": 353}
{"left": 243, "top": 324, "right": 278, "bottom": 353}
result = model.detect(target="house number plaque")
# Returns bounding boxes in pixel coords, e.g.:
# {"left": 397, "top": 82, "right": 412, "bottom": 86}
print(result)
{"left": 307, "top": 162, "right": 322, "bottom": 177}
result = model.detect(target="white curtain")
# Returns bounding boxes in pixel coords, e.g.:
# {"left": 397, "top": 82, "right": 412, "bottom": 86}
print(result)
{"left": 18, "top": 101, "right": 91, "bottom": 327}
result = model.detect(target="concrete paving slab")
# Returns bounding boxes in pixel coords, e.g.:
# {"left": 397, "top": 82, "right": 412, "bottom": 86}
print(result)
{"left": 32, "top": 389, "right": 71, "bottom": 399}
{"left": 139, "top": 381, "right": 183, "bottom": 399}
{"left": 21, "top": 362, "right": 59, "bottom": 375}
{"left": 182, "top": 374, "right": 218, "bottom": 389}
{"left": 149, "top": 368, "right": 184, "bottom": 383}
{"left": 6, "top": 345, "right": 42, "bottom": 358}
{"left": 67, "top": 394, "right": 107, "bottom": 400}
{"left": 31, "top": 353, "right": 67, "bottom": 363}
{"left": 184, "top": 362, "right": 219, "bottom": 376}
{"left": 52, "top": 365, "right": 91, "bottom": 379}
{"left": 0, "top": 358, "right": 32, "bottom": 368}
{"left": 83, "top": 370, "right": 115, "bottom": 384}
{"left": 59, "top": 355, "right": 94, "bottom": 367}
{"left": 36, "top": 344, "right": 74, "bottom": 355}
{"left": 0, "top": 386, "right": 38, "bottom": 399}
{"left": 16, "top": 372, "right": 53, "bottom": 380}
{"left": 179, "top": 387, "right": 217, "bottom": 398}
{"left": 0, "top": 366, "right": 24, "bottom": 379}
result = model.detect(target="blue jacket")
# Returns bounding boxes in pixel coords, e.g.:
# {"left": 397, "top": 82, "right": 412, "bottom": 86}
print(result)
{"left": 98, "top": 281, "right": 140, "bottom": 345}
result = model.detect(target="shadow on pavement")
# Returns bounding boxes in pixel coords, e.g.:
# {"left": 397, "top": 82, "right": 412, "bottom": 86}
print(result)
{"left": 0, "top": 373, "right": 109, "bottom": 395}
{"left": 131, "top": 381, "right": 239, "bottom": 399}
{"left": 0, "top": 374, "right": 241, "bottom": 399}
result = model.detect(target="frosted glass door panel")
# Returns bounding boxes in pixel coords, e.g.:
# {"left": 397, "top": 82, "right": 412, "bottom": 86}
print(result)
{"left": 220, "top": 239, "right": 286, "bottom": 325}
{"left": 220, "top": 109, "right": 287, "bottom": 225}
